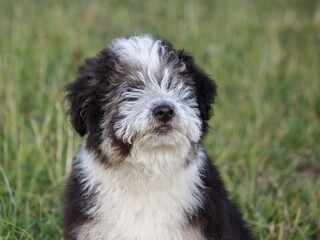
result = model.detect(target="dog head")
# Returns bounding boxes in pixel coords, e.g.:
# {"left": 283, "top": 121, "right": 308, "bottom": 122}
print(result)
{"left": 66, "top": 35, "right": 216, "bottom": 167}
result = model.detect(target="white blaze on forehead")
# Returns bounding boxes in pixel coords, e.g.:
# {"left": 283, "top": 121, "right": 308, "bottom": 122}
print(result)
{"left": 109, "top": 35, "right": 186, "bottom": 90}
{"left": 110, "top": 35, "right": 163, "bottom": 74}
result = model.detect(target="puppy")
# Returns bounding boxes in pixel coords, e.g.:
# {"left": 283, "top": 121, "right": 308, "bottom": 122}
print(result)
{"left": 64, "top": 35, "right": 253, "bottom": 240}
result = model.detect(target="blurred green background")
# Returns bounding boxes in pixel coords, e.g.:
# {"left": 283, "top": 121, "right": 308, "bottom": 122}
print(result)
{"left": 0, "top": 0, "right": 319, "bottom": 239}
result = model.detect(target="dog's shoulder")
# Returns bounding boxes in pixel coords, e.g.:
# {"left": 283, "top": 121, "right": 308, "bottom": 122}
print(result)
{"left": 63, "top": 161, "right": 96, "bottom": 240}
{"left": 192, "top": 154, "right": 254, "bottom": 240}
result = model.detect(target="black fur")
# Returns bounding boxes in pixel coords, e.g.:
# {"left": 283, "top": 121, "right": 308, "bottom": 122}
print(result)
{"left": 64, "top": 36, "right": 253, "bottom": 240}
{"left": 189, "top": 155, "right": 253, "bottom": 239}
{"left": 66, "top": 49, "right": 132, "bottom": 158}
{"left": 63, "top": 160, "right": 96, "bottom": 240}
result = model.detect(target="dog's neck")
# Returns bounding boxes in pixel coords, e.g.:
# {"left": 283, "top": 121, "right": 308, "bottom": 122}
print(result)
{"left": 75, "top": 143, "right": 202, "bottom": 191}
{"left": 74, "top": 147, "right": 206, "bottom": 240}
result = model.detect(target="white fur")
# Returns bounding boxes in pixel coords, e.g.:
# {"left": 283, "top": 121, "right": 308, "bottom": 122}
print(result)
{"left": 110, "top": 35, "right": 163, "bottom": 76}
{"left": 110, "top": 35, "right": 186, "bottom": 88}
{"left": 74, "top": 148, "right": 206, "bottom": 240}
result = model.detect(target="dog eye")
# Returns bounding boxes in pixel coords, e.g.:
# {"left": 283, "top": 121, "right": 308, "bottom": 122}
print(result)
{"left": 123, "top": 97, "right": 138, "bottom": 102}
{"left": 121, "top": 88, "right": 141, "bottom": 102}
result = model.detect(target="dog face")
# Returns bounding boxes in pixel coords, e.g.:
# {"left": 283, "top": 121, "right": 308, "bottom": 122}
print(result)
{"left": 66, "top": 35, "right": 216, "bottom": 165}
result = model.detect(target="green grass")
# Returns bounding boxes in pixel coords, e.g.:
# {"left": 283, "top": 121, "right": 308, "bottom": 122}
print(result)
{"left": 0, "top": 0, "right": 319, "bottom": 239}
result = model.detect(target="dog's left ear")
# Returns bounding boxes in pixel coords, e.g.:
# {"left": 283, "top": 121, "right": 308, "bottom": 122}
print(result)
{"left": 178, "top": 50, "right": 217, "bottom": 133}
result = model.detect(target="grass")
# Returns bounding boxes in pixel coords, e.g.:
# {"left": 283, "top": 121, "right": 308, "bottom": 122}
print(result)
{"left": 0, "top": 0, "right": 319, "bottom": 239}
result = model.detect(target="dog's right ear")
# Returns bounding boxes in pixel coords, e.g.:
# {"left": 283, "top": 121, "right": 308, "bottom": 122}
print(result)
{"left": 65, "top": 59, "right": 100, "bottom": 136}
{"left": 66, "top": 49, "right": 117, "bottom": 136}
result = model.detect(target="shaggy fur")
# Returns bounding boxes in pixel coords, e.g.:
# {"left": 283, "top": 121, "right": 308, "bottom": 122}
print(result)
{"left": 64, "top": 35, "right": 254, "bottom": 240}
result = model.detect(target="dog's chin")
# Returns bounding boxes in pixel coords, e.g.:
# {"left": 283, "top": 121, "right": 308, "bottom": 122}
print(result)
{"left": 154, "top": 124, "right": 174, "bottom": 135}
{"left": 134, "top": 127, "right": 189, "bottom": 149}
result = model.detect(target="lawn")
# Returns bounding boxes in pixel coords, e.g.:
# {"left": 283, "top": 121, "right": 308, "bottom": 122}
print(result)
{"left": 0, "top": 0, "right": 319, "bottom": 239}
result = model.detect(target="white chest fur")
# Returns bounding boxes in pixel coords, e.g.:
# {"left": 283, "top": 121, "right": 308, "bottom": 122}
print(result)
{"left": 74, "top": 150, "right": 205, "bottom": 240}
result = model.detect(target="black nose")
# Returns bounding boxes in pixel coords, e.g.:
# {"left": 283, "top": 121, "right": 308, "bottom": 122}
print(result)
{"left": 153, "top": 104, "right": 175, "bottom": 123}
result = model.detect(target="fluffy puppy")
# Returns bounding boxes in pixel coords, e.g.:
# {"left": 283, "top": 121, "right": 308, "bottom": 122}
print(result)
{"left": 64, "top": 35, "right": 253, "bottom": 240}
